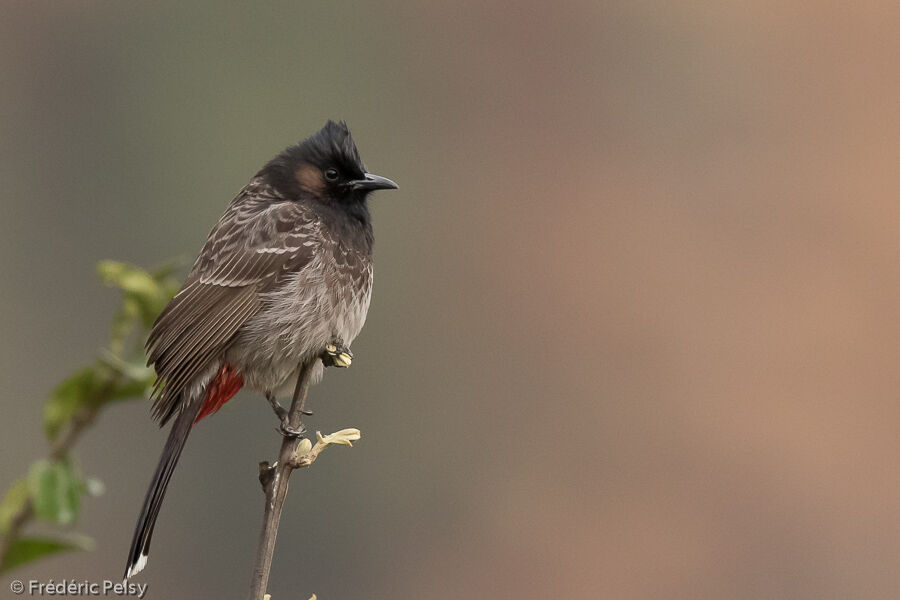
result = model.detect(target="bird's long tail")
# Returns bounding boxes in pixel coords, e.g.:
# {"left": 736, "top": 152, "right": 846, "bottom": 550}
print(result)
{"left": 124, "top": 395, "right": 202, "bottom": 579}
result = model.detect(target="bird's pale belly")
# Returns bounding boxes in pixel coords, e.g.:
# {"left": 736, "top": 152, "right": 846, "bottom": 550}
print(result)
{"left": 223, "top": 257, "right": 372, "bottom": 396}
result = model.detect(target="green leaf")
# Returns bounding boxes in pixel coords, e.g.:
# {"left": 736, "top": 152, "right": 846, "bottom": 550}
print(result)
{"left": 27, "top": 460, "right": 82, "bottom": 525}
{"left": 97, "top": 260, "right": 161, "bottom": 298}
{"left": 109, "top": 297, "right": 142, "bottom": 352}
{"left": 110, "top": 377, "right": 153, "bottom": 401}
{"left": 99, "top": 353, "right": 155, "bottom": 401}
{"left": 97, "top": 260, "right": 170, "bottom": 328}
{"left": 0, "top": 479, "right": 29, "bottom": 534}
{"left": 43, "top": 368, "right": 103, "bottom": 442}
{"left": 0, "top": 535, "right": 91, "bottom": 574}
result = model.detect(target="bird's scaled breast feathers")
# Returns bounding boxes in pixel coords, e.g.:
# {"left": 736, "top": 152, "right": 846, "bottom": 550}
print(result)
{"left": 224, "top": 232, "right": 373, "bottom": 393}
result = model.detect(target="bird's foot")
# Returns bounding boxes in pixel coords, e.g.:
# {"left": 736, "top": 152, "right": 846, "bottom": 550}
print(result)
{"left": 278, "top": 420, "right": 306, "bottom": 439}
{"left": 321, "top": 339, "right": 352, "bottom": 368}
{"left": 266, "top": 392, "right": 311, "bottom": 438}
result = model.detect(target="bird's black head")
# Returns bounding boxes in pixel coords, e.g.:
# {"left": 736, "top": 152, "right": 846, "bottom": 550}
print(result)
{"left": 260, "top": 120, "right": 397, "bottom": 213}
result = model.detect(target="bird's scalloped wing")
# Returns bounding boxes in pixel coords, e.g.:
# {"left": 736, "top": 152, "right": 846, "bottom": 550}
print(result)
{"left": 146, "top": 185, "right": 318, "bottom": 424}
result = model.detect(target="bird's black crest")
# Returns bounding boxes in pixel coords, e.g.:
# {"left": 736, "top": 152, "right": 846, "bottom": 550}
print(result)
{"left": 259, "top": 120, "right": 367, "bottom": 198}
{"left": 301, "top": 120, "right": 366, "bottom": 176}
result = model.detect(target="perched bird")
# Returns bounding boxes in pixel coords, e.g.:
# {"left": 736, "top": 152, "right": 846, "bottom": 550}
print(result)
{"left": 124, "top": 121, "right": 397, "bottom": 579}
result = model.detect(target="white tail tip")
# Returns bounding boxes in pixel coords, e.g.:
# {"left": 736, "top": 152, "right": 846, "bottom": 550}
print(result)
{"left": 125, "top": 553, "right": 148, "bottom": 579}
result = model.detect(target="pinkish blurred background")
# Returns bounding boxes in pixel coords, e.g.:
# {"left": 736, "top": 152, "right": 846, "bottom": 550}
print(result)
{"left": 2, "top": 1, "right": 900, "bottom": 598}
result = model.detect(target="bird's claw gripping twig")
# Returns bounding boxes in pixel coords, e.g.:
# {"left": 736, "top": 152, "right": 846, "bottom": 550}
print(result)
{"left": 277, "top": 421, "right": 306, "bottom": 439}
{"left": 321, "top": 339, "right": 352, "bottom": 368}
{"left": 266, "top": 392, "right": 307, "bottom": 438}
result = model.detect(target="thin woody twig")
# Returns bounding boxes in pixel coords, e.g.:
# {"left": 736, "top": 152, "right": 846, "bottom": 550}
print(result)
{"left": 248, "top": 360, "right": 315, "bottom": 600}
{"left": 248, "top": 360, "right": 361, "bottom": 600}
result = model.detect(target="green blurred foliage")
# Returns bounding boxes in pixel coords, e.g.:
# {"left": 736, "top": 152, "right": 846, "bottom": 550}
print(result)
{"left": 98, "top": 259, "right": 181, "bottom": 355}
{"left": 43, "top": 368, "right": 105, "bottom": 442}
{"left": 27, "top": 459, "right": 82, "bottom": 525}
{"left": 0, "top": 479, "right": 28, "bottom": 535}
{"left": 0, "top": 537, "right": 88, "bottom": 575}
{"left": 0, "top": 260, "right": 178, "bottom": 573}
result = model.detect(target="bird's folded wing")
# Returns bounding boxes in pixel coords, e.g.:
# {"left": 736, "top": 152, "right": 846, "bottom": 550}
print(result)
{"left": 146, "top": 195, "right": 317, "bottom": 424}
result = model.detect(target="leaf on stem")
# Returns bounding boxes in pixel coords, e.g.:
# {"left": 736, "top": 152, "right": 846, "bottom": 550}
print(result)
{"left": 0, "top": 479, "right": 29, "bottom": 534}
{"left": 43, "top": 368, "right": 102, "bottom": 442}
{"left": 316, "top": 428, "right": 361, "bottom": 448}
{"left": 0, "top": 535, "right": 93, "bottom": 574}
{"left": 27, "top": 459, "right": 83, "bottom": 526}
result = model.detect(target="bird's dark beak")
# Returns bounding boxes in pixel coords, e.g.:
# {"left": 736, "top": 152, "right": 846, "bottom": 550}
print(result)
{"left": 351, "top": 173, "right": 398, "bottom": 192}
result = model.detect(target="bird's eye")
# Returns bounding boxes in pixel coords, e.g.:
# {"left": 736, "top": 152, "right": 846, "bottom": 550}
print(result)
{"left": 324, "top": 168, "right": 339, "bottom": 182}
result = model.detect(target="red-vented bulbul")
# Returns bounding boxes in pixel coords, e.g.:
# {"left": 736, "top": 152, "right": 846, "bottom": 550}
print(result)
{"left": 124, "top": 121, "right": 397, "bottom": 579}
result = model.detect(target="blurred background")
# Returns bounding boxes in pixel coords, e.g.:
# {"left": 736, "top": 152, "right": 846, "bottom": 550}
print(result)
{"left": 2, "top": 1, "right": 900, "bottom": 598}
